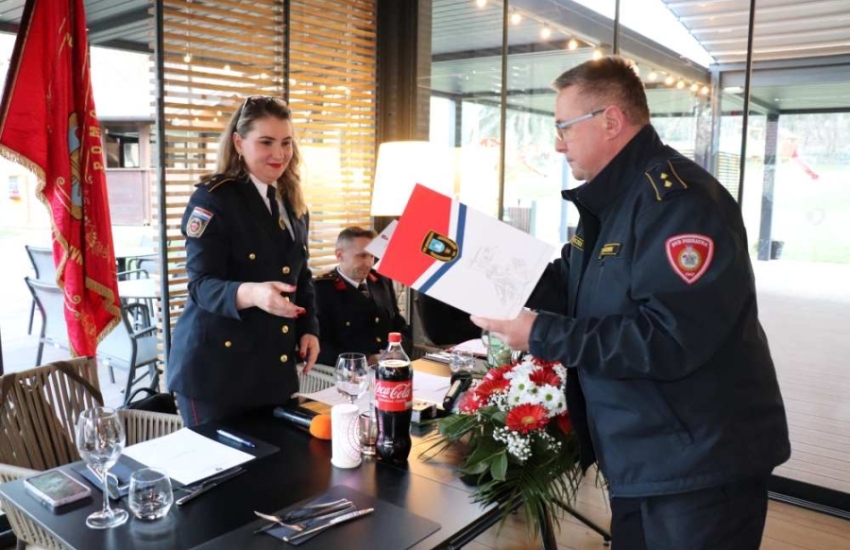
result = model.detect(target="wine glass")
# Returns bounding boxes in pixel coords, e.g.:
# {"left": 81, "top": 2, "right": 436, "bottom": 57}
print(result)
{"left": 76, "top": 407, "right": 129, "bottom": 529}
{"left": 335, "top": 352, "right": 369, "bottom": 404}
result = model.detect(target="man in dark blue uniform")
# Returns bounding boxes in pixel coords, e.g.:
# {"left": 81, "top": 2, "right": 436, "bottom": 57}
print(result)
{"left": 315, "top": 227, "right": 410, "bottom": 365}
{"left": 474, "top": 57, "right": 790, "bottom": 549}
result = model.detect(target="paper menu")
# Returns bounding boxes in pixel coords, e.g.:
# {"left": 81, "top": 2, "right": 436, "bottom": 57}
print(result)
{"left": 122, "top": 428, "right": 254, "bottom": 485}
{"left": 376, "top": 184, "right": 555, "bottom": 320}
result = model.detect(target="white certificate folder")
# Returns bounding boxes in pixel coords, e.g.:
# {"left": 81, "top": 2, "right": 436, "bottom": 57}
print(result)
{"left": 376, "top": 184, "right": 555, "bottom": 320}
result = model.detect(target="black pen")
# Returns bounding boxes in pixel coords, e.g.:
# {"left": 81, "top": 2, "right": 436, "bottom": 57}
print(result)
{"left": 216, "top": 429, "right": 256, "bottom": 448}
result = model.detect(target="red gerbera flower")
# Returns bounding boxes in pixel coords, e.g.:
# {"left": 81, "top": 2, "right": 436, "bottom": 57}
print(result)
{"left": 531, "top": 357, "right": 560, "bottom": 369}
{"left": 506, "top": 404, "right": 549, "bottom": 434}
{"left": 485, "top": 364, "right": 513, "bottom": 381}
{"left": 556, "top": 412, "right": 572, "bottom": 434}
{"left": 475, "top": 378, "right": 509, "bottom": 401}
{"left": 457, "top": 390, "right": 481, "bottom": 413}
{"left": 529, "top": 369, "right": 561, "bottom": 387}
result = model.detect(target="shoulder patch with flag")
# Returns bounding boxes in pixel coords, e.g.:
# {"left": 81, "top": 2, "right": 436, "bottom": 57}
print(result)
{"left": 665, "top": 234, "right": 714, "bottom": 285}
{"left": 187, "top": 207, "right": 213, "bottom": 238}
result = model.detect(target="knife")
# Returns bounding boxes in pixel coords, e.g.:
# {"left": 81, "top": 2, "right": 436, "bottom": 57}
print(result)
{"left": 283, "top": 507, "right": 374, "bottom": 543}
{"left": 175, "top": 468, "right": 247, "bottom": 506}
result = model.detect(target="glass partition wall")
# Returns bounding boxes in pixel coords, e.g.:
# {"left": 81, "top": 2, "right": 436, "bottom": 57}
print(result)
{"left": 419, "top": 0, "right": 850, "bottom": 515}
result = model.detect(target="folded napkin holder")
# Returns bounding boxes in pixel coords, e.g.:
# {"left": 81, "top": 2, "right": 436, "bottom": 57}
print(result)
{"left": 74, "top": 462, "right": 134, "bottom": 499}
{"left": 265, "top": 493, "right": 349, "bottom": 546}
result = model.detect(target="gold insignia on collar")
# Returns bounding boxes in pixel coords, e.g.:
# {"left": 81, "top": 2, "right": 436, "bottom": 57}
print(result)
{"left": 598, "top": 243, "right": 621, "bottom": 258}
{"left": 569, "top": 234, "right": 584, "bottom": 251}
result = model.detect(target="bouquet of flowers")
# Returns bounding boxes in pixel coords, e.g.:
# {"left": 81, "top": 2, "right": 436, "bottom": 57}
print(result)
{"left": 430, "top": 355, "right": 582, "bottom": 535}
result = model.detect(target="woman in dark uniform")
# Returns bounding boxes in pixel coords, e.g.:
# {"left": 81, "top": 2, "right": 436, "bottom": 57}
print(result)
{"left": 167, "top": 96, "right": 320, "bottom": 427}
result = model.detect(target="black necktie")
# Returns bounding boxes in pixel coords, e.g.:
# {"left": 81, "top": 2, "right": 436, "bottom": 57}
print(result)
{"left": 266, "top": 185, "right": 280, "bottom": 223}
{"left": 357, "top": 283, "right": 370, "bottom": 298}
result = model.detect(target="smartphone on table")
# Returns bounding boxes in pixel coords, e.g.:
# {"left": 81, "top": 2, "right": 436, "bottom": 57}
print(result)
{"left": 23, "top": 470, "right": 92, "bottom": 509}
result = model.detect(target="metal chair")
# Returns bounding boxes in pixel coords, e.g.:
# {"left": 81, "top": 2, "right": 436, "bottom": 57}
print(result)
{"left": 24, "top": 246, "right": 56, "bottom": 336}
{"left": 97, "top": 302, "right": 160, "bottom": 405}
{"left": 26, "top": 277, "right": 159, "bottom": 404}
{"left": 0, "top": 358, "right": 182, "bottom": 549}
{"left": 24, "top": 278, "right": 70, "bottom": 365}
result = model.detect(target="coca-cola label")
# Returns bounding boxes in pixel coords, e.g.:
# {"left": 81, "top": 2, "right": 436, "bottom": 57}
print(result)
{"left": 375, "top": 380, "right": 413, "bottom": 412}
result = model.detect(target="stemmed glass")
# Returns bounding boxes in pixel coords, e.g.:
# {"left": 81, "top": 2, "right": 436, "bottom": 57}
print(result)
{"left": 76, "top": 407, "right": 129, "bottom": 529}
{"left": 335, "top": 352, "right": 369, "bottom": 404}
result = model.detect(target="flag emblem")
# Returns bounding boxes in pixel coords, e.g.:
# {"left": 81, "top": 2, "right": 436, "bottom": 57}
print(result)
{"left": 187, "top": 207, "right": 213, "bottom": 238}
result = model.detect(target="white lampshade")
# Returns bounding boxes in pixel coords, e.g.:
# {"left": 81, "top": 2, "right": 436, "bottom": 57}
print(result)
{"left": 370, "top": 141, "right": 455, "bottom": 216}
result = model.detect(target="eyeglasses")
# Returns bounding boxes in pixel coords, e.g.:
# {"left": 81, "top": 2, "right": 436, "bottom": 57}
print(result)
{"left": 555, "top": 108, "right": 606, "bottom": 141}
{"left": 238, "top": 96, "right": 288, "bottom": 119}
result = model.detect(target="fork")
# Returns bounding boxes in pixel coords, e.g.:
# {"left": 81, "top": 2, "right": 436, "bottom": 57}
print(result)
{"left": 253, "top": 501, "right": 356, "bottom": 534}
{"left": 253, "top": 511, "right": 305, "bottom": 532}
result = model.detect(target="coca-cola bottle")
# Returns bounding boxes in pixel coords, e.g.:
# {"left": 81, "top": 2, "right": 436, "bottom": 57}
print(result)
{"left": 375, "top": 332, "right": 413, "bottom": 464}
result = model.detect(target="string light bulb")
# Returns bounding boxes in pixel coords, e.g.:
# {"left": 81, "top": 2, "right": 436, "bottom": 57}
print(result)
{"left": 592, "top": 49, "right": 603, "bottom": 60}
{"left": 700, "top": 86, "right": 709, "bottom": 95}
{"left": 476, "top": 0, "right": 487, "bottom": 8}
{"left": 568, "top": 38, "right": 579, "bottom": 50}
{"left": 183, "top": 53, "right": 192, "bottom": 63}
{"left": 510, "top": 10, "right": 522, "bottom": 25}
{"left": 664, "top": 75, "right": 675, "bottom": 86}
{"left": 540, "top": 26, "right": 552, "bottom": 39}
{"left": 690, "top": 83, "right": 699, "bottom": 92}
{"left": 676, "top": 80, "right": 685, "bottom": 89}
{"left": 648, "top": 71, "right": 658, "bottom": 82}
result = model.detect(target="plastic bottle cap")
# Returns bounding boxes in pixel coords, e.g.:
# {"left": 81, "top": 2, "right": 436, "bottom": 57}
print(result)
{"left": 388, "top": 332, "right": 402, "bottom": 343}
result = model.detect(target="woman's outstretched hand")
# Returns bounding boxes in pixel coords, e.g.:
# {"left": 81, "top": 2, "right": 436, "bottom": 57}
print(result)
{"left": 237, "top": 281, "right": 305, "bottom": 318}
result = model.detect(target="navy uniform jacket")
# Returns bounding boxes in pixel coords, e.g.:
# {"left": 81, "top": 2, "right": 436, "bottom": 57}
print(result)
{"left": 529, "top": 125, "right": 790, "bottom": 497}
{"left": 315, "top": 269, "right": 409, "bottom": 365}
{"left": 167, "top": 174, "right": 319, "bottom": 406}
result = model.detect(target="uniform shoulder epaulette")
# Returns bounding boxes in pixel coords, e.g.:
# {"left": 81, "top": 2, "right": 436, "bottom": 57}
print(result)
{"left": 643, "top": 158, "right": 690, "bottom": 202}
{"left": 316, "top": 270, "right": 338, "bottom": 281}
{"left": 197, "top": 174, "right": 236, "bottom": 192}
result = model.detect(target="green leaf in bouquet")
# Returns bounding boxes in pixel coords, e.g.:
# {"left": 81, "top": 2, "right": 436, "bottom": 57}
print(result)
{"left": 490, "top": 451, "right": 508, "bottom": 481}
{"left": 490, "top": 410, "right": 507, "bottom": 426}
{"left": 463, "top": 437, "right": 501, "bottom": 470}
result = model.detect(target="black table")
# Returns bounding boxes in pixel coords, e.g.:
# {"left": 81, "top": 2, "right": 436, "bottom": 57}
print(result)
{"left": 0, "top": 413, "right": 501, "bottom": 550}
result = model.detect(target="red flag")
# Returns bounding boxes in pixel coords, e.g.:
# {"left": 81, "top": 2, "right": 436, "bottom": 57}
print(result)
{"left": 0, "top": 0, "right": 121, "bottom": 357}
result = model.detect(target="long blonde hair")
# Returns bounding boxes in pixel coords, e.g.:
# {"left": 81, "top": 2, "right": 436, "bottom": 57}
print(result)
{"left": 205, "top": 96, "right": 307, "bottom": 218}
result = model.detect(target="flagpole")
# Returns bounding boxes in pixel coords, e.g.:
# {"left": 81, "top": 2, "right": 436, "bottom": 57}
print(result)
{"left": 154, "top": 0, "right": 171, "bottom": 365}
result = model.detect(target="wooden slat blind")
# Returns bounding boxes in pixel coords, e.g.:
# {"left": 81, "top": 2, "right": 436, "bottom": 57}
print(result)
{"left": 156, "top": 0, "right": 378, "bottom": 362}
{"left": 289, "top": 0, "right": 378, "bottom": 275}
{"left": 157, "top": 0, "right": 285, "bottom": 354}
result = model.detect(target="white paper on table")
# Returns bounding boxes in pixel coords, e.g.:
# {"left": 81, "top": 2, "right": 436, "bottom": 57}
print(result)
{"left": 297, "top": 386, "right": 371, "bottom": 414}
{"left": 376, "top": 185, "right": 555, "bottom": 320}
{"left": 122, "top": 428, "right": 254, "bottom": 485}
{"left": 450, "top": 338, "right": 487, "bottom": 357}
{"left": 413, "top": 371, "right": 451, "bottom": 405}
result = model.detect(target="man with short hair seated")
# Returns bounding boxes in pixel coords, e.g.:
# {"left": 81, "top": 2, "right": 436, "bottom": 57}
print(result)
{"left": 315, "top": 227, "right": 410, "bottom": 365}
